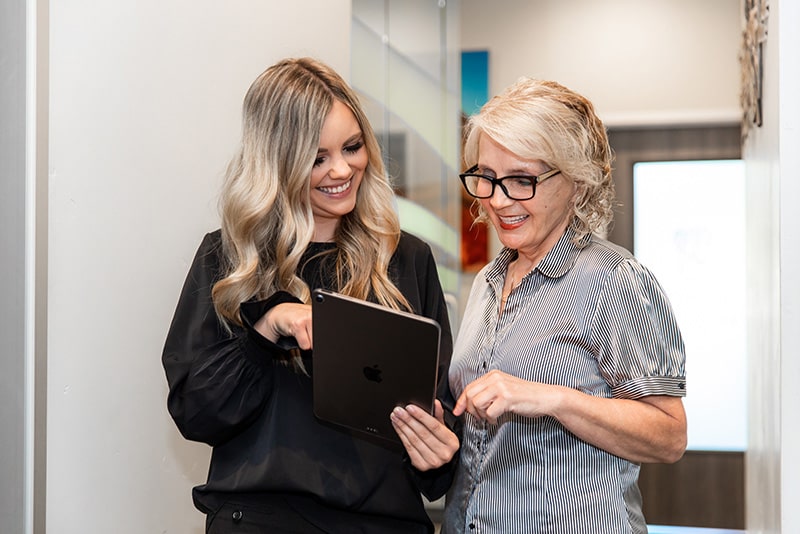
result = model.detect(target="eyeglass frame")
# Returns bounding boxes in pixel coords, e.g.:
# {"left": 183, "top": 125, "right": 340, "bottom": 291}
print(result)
{"left": 459, "top": 164, "right": 562, "bottom": 201}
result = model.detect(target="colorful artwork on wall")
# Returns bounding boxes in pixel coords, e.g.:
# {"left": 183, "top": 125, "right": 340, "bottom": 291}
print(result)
{"left": 460, "top": 50, "right": 490, "bottom": 272}
{"left": 461, "top": 50, "right": 489, "bottom": 116}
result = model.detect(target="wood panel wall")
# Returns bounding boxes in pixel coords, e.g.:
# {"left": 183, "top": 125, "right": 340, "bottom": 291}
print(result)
{"left": 639, "top": 451, "right": 745, "bottom": 529}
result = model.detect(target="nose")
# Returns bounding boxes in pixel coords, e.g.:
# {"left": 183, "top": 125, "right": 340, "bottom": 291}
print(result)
{"left": 328, "top": 153, "right": 352, "bottom": 180}
{"left": 488, "top": 183, "right": 513, "bottom": 209}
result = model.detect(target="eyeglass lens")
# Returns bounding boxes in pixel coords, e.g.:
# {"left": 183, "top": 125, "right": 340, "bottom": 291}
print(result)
{"left": 464, "top": 174, "right": 535, "bottom": 200}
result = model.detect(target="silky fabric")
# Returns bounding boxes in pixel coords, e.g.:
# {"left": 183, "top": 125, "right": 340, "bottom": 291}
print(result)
{"left": 444, "top": 228, "right": 686, "bottom": 534}
{"left": 163, "top": 230, "right": 456, "bottom": 533}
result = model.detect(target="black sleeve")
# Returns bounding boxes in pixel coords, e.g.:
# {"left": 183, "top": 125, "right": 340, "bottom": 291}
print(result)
{"left": 161, "top": 231, "right": 300, "bottom": 446}
{"left": 394, "top": 233, "right": 462, "bottom": 500}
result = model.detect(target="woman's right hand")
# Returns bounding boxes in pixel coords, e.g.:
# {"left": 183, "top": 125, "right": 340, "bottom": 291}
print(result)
{"left": 390, "top": 400, "right": 460, "bottom": 471}
{"left": 254, "top": 302, "right": 314, "bottom": 350}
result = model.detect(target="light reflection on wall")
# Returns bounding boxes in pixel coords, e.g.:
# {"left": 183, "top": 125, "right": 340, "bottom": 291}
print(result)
{"left": 634, "top": 160, "right": 747, "bottom": 451}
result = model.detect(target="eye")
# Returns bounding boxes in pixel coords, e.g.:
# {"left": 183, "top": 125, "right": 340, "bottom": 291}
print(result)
{"left": 344, "top": 140, "right": 364, "bottom": 154}
{"left": 313, "top": 155, "right": 326, "bottom": 167}
{"left": 507, "top": 176, "right": 534, "bottom": 188}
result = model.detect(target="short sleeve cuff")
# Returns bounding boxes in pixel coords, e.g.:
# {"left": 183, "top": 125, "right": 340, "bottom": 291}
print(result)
{"left": 612, "top": 375, "right": 687, "bottom": 399}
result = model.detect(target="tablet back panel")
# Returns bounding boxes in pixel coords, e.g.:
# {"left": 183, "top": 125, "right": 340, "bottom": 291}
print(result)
{"left": 311, "top": 288, "right": 441, "bottom": 444}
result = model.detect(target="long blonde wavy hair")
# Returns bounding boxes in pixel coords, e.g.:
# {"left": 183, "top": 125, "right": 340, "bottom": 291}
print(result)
{"left": 463, "top": 78, "right": 615, "bottom": 243}
{"left": 212, "top": 57, "right": 410, "bottom": 328}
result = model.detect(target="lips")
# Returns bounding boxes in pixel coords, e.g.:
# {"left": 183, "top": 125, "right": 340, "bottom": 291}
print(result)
{"left": 317, "top": 179, "right": 352, "bottom": 195}
{"left": 498, "top": 214, "right": 528, "bottom": 230}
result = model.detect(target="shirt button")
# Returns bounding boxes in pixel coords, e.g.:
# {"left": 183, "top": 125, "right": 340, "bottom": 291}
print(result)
{"left": 232, "top": 510, "right": 243, "bottom": 522}
{"left": 469, "top": 522, "right": 476, "bottom": 529}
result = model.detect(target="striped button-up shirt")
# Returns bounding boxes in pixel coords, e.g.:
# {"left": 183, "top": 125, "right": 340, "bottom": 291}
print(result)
{"left": 443, "top": 228, "right": 686, "bottom": 534}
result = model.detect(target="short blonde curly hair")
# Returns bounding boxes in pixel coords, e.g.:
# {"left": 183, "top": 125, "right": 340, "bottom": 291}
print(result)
{"left": 463, "top": 78, "right": 615, "bottom": 244}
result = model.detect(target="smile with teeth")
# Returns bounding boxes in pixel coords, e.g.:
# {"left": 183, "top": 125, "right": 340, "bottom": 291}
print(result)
{"left": 499, "top": 214, "right": 528, "bottom": 225}
{"left": 317, "top": 179, "right": 352, "bottom": 195}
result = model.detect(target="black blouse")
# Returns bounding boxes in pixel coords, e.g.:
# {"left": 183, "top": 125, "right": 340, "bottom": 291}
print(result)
{"left": 162, "top": 230, "right": 457, "bottom": 533}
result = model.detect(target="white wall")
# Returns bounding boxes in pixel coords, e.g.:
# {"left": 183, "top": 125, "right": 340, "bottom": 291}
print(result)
{"left": 31, "top": 0, "right": 800, "bottom": 532}
{"left": 46, "top": 1, "right": 350, "bottom": 532}
{"left": 461, "top": 0, "right": 743, "bottom": 259}
{"left": 459, "top": 2, "right": 800, "bottom": 531}
{"left": 461, "top": 0, "right": 741, "bottom": 127}
{"left": 778, "top": 1, "right": 800, "bottom": 527}
{"left": 1, "top": 2, "right": 29, "bottom": 533}
{"left": 744, "top": 0, "right": 800, "bottom": 531}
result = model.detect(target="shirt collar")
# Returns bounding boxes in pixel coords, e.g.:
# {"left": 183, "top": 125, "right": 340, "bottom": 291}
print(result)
{"left": 485, "top": 227, "right": 591, "bottom": 285}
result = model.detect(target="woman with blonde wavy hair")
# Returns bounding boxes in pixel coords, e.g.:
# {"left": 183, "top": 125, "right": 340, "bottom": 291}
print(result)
{"left": 162, "top": 57, "right": 459, "bottom": 534}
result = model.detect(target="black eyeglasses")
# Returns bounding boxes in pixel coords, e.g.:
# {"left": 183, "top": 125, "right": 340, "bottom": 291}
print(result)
{"left": 459, "top": 164, "right": 561, "bottom": 201}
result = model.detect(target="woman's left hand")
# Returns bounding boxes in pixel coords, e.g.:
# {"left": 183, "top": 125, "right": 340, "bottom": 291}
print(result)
{"left": 391, "top": 400, "right": 459, "bottom": 471}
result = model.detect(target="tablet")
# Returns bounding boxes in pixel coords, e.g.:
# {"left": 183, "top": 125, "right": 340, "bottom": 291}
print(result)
{"left": 311, "top": 288, "right": 441, "bottom": 444}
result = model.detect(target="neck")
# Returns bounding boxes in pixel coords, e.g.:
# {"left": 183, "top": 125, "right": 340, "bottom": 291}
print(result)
{"left": 509, "top": 256, "right": 535, "bottom": 281}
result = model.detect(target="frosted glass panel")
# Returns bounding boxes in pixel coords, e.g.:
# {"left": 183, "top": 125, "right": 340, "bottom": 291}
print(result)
{"left": 351, "top": 0, "right": 462, "bottom": 298}
{"left": 351, "top": 17, "right": 460, "bottom": 168}
{"left": 634, "top": 160, "right": 746, "bottom": 451}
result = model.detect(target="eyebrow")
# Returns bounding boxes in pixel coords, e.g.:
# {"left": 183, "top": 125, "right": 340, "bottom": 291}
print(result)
{"left": 478, "top": 165, "right": 541, "bottom": 176}
{"left": 344, "top": 133, "right": 364, "bottom": 145}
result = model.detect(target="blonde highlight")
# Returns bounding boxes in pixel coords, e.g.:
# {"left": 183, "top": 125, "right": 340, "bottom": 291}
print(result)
{"left": 212, "top": 58, "right": 410, "bottom": 334}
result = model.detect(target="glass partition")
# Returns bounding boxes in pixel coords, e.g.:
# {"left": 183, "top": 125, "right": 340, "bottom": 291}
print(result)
{"left": 351, "top": 0, "right": 462, "bottom": 321}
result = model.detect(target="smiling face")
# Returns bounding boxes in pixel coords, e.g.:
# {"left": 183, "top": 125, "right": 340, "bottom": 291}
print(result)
{"left": 309, "top": 99, "right": 368, "bottom": 242}
{"left": 477, "top": 135, "right": 576, "bottom": 266}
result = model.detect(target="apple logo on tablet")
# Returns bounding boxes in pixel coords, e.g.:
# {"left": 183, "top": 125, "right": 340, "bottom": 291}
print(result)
{"left": 363, "top": 364, "right": 383, "bottom": 383}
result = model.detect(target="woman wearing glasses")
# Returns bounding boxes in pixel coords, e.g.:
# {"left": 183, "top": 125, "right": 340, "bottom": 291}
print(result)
{"left": 444, "top": 78, "right": 687, "bottom": 533}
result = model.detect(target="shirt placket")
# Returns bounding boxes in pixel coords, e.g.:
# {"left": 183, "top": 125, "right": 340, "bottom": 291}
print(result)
{"left": 462, "top": 275, "right": 507, "bottom": 534}
{"left": 464, "top": 269, "right": 546, "bottom": 534}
